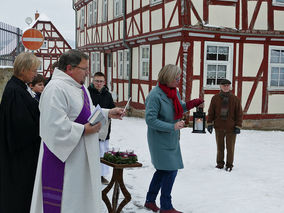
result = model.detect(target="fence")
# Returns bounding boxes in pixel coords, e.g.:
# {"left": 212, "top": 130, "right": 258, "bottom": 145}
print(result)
{"left": 0, "top": 21, "right": 23, "bottom": 66}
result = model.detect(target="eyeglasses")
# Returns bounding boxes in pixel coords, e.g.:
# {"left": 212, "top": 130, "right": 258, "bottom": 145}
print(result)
{"left": 94, "top": 80, "right": 105, "bottom": 83}
{"left": 74, "top": 66, "right": 89, "bottom": 71}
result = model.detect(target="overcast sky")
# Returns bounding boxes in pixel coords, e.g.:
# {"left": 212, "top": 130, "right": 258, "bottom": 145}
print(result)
{"left": 1, "top": 0, "right": 75, "bottom": 44}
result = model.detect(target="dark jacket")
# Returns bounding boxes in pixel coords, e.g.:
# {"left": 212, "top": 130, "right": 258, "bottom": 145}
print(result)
{"left": 207, "top": 91, "right": 243, "bottom": 132}
{"left": 0, "top": 76, "right": 41, "bottom": 213}
{"left": 87, "top": 84, "right": 115, "bottom": 140}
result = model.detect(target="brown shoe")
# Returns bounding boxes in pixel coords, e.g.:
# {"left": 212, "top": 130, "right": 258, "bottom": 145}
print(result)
{"left": 160, "top": 208, "right": 183, "bottom": 213}
{"left": 215, "top": 165, "right": 224, "bottom": 169}
{"left": 101, "top": 176, "right": 109, "bottom": 185}
{"left": 144, "top": 202, "right": 160, "bottom": 212}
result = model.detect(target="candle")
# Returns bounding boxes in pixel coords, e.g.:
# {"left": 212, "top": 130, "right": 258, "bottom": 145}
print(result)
{"left": 195, "top": 118, "right": 203, "bottom": 130}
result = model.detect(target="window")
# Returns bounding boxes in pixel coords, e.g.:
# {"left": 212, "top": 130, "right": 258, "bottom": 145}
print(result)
{"left": 80, "top": 8, "right": 85, "bottom": 30}
{"left": 273, "top": 0, "right": 284, "bottom": 6}
{"left": 93, "top": 0, "right": 97, "bottom": 25}
{"left": 114, "top": 0, "right": 123, "bottom": 17}
{"left": 118, "top": 50, "right": 124, "bottom": 78}
{"left": 204, "top": 42, "right": 233, "bottom": 88}
{"left": 151, "top": 0, "right": 162, "bottom": 5}
{"left": 140, "top": 45, "right": 150, "bottom": 80}
{"left": 102, "top": 0, "right": 108, "bottom": 22}
{"left": 88, "top": 2, "right": 93, "bottom": 27}
{"left": 91, "top": 52, "right": 100, "bottom": 75}
{"left": 268, "top": 46, "right": 284, "bottom": 89}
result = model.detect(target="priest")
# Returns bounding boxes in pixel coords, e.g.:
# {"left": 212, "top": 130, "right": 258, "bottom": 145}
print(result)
{"left": 30, "top": 49, "right": 124, "bottom": 213}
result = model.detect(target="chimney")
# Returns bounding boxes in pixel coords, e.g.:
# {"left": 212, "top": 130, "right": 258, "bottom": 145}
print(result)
{"left": 35, "top": 11, "right": 40, "bottom": 20}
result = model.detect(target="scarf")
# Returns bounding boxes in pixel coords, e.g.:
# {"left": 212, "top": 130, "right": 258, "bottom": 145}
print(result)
{"left": 159, "top": 83, "right": 183, "bottom": 120}
{"left": 219, "top": 91, "right": 230, "bottom": 120}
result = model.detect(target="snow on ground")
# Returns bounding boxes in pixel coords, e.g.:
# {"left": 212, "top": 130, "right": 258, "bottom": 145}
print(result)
{"left": 101, "top": 117, "right": 284, "bottom": 213}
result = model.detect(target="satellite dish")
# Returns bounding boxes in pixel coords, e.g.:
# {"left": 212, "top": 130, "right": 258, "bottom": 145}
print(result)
{"left": 25, "top": 17, "right": 33, "bottom": 25}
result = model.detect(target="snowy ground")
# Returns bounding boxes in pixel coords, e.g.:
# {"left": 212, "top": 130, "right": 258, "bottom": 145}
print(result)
{"left": 101, "top": 117, "right": 284, "bottom": 213}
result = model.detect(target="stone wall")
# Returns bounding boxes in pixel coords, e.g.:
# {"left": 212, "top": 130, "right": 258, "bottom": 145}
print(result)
{"left": 0, "top": 68, "right": 13, "bottom": 101}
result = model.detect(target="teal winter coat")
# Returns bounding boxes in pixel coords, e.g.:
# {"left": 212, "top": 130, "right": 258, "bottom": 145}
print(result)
{"left": 145, "top": 86, "right": 188, "bottom": 170}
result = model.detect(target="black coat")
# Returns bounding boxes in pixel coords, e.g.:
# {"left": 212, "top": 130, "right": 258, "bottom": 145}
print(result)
{"left": 88, "top": 84, "right": 115, "bottom": 140}
{"left": 0, "top": 76, "right": 41, "bottom": 213}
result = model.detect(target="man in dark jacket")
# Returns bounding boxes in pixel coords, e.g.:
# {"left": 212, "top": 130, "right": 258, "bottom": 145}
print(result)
{"left": 88, "top": 72, "right": 115, "bottom": 184}
{"left": 207, "top": 79, "right": 243, "bottom": 172}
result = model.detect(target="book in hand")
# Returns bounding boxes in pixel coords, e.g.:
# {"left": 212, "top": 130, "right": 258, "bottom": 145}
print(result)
{"left": 88, "top": 104, "right": 106, "bottom": 126}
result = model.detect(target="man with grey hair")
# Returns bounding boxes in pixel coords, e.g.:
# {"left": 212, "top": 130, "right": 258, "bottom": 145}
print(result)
{"left": 30, "top": 49, "right": 124, "bottom": 213}
{"left": 207, "top": 79, "right": 243, "bottom": 172}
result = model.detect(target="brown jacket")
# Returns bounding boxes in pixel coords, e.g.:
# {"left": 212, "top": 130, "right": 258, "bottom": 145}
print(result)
{"left": 207, "top": 92, "right": 243, "bottom": 132}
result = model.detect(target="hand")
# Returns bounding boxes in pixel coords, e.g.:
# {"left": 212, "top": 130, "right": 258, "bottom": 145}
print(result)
{"left": 234, "top": 127, "right": 240, "bottom": 134}
{"left": 207, "top": 125, "right": 213, "bottom": 134}
{"left": 109, "top": 107, "right": 125, "bottom": 119}
{"left": 84, "top": 122, "right": 101, "bottom": 135}
{"left": 174, "top": 120, "right": 185, "bottom": 130}
{"left": 186, "top": 98, "right": 204, "bottom": 110}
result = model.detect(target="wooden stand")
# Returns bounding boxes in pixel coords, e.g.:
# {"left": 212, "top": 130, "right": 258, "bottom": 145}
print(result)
{"left": 100, "top": 158, "right": 142, "bottom": 213}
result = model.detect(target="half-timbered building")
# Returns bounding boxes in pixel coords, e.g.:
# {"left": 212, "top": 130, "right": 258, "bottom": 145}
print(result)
{"left": 74, "top": 0, "right": 284, "bottom": 129}
{"left": 31, "top": 12, "right": 72, "bottom": 78}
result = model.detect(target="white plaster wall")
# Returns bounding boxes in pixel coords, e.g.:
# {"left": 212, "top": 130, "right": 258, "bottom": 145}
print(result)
{"left": 102, "top": 25, "right": 107, "bottom": 43}
{"left": 151, "top": 8, "right": 163, "bottom": 31}
{"left": 191, "top": 0, "right": 203, "bottom": 25}
{"left": 97, "top": 0, "right": 102, "bottom": 23}
{"left": 152, "top": 44, "right": 163, "bottom": 81}
{"left": 247, "top": 1, "right": 267, "bottom": 30}
{"left": 191, "top": 80, "right": 200, "bottom": 102}
{"left": 165, "top": 1, "right": 179, "bottom": 28}
{"left": 132, "top": 47, "right": 139, "bottom": 79}
{"left": 242, "top": 82, "right": 262, "bottom": 114}
{"left": 108, "top": 0, "right": 113, "bottom": 21}
{"left": 140, "top": 84, "right": 148, "bottom": 104}
{"left": 80, "top": 32, "right": 85, "bottom": 46}
{"left": 142, "top": 0, "right": 149, "bottom": 8}
{"left": 108, "top": 23, "right": 113, "bottom": 41}
{"left": 193, "top": 41, "right": 201, "bottom": 76}
{"left": 119, "top": 20, "right": 123, "bottom": 39}
{"left": 204, "top": 94, "right": 214, "bottom": 113}
{"left": 143, "top": 11, "right": 150, "bottom": 34}
{"left": 113, "top": 52, "right": 117, "bottom": 78}
{"left": 87, "top": 28, "right": 92, "bottom": 44}
{"left": 165, "top": 42, "right": 180, "bottom": 65}
{"left": 208, "top": 5, "right": 236, "bottom": 28}
{"left": 134, "top": 14, "right": 141, "bottom": 36}
{"left": 114, "top": 22, "right": 119, "bottom": 40}
{"left": 124, "top": 83, "right": 129, "bottom": 101}
{"left": 127, "top": 0, "right": 132, "bottom": 14}
{"left": 235, "top": 44, "right": 239, "bottom": 77}
{"left": 132, "top": 84, "right": 138, "bottom": 103}
{"left": 134, "top": 0, "right": 140, "bottom": 10}
{"left": 127, "top": 17, "right": 132, "bottom": 37}
{"left": 274, "top": 11, "right": 284, "bottom": 31}
{"left": 268, "top": 95, "right": 284, "bottom": 113}
{"left": 118, "top": 83, "right": 123, "bottom": 102}
{"left": 242, "top": 44, "right": 263, "bottom": 77}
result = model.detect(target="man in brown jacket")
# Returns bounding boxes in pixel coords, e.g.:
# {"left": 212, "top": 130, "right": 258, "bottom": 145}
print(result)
{"left": 207, "top": 79, "right": 243, "bottom": 172}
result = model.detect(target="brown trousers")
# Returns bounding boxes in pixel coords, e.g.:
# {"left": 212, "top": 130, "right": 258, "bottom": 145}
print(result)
{"left": 215, "top": 130, "right": 236, "bottom": 167}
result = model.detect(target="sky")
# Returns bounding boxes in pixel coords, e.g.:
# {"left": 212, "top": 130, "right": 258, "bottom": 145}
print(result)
{"left": 99, "top": 117, "right": 284, "bottom": 213}
{"left": 0, "top": 0, "right": 75, "bottom": 45}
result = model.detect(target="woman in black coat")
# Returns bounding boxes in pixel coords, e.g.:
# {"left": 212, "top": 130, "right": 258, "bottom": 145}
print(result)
{"left": 0, "top": 52, "right": 41, "bottom": 213}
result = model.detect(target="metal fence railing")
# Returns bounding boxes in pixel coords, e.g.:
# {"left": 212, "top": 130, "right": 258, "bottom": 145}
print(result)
{"left": 0, "top": 21, "right": 24, "bottom": 67}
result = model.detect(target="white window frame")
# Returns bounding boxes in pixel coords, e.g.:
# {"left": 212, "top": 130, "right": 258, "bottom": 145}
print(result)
{"left": 91, "top": 52, "right": 100, "bottom": 76}
{"left": 88, "top": 2, "right": 93, "bottom": 27}
{"left": 93, "top": 0, "right": 97, "bottom": 25}
{"left": 124, "top": 49, "right": 130, "bottom": 79}
{"left": 273, "top": 0, "right": 284, "bottom": 6}
{"left": 80, "top": 7, "right": 85, "bottom": 30}
{"left": 268, "top": 46, "right": 284, "bottom": 90}
{"left": 114, "top": 0, "right": 123, "bottom": 18}
{"left": 118, "top": 50, "right": 124, "bottom": 79}
{"left": 150, "top": 0, "right": 163, "bottom": 6}
{"left": 102, "top": 0, "right": 108, "bottom": 23}
{"left": 140, "top": 45, "right": 150, "bottom": 80}
{"left": 203, "top": 42, "right": 233, "bottom": 89}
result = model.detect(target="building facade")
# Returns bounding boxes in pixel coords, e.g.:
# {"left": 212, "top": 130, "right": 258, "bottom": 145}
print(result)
{"left": 74, "top": 0, "right": 284, "bottom": 128}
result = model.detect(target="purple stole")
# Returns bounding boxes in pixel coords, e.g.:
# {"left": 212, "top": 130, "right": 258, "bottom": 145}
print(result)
{"left": 42, "top": 86, "right": 91, "bottom": 213}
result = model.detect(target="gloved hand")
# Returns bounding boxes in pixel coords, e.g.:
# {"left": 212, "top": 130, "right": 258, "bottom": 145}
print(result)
{"left": 186, "top": 98, "right": 204, "bottom": 110}
{"left": 234, "top": 127, "right": 241, "bottom": 134}
{"left": 207, "top": 125, "right": 213, "bottom": 134}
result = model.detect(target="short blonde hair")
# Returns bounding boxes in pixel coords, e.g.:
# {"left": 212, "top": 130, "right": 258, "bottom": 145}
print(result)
{"left": 157, "top": 64, "right": 181, "bottom": 85}
{"left": 13, "top": 52, "right": 41, "bottom": 77}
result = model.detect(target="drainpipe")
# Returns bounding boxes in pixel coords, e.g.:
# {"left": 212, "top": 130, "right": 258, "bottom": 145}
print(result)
{"left": 72, "top": 0, "right": 77, "bottom": 49}
{"left": 122, "top": 0, "right": 132, "bottom": 103}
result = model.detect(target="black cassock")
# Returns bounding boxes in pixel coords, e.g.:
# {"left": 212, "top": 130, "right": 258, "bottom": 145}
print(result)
{"left": 0, "top": 76, "right": 41, "bottom": 213}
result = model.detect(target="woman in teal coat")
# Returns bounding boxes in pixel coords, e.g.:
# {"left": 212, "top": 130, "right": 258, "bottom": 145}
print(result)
{"left": 144, "top": 64, "right": 203, "bottom": 213}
